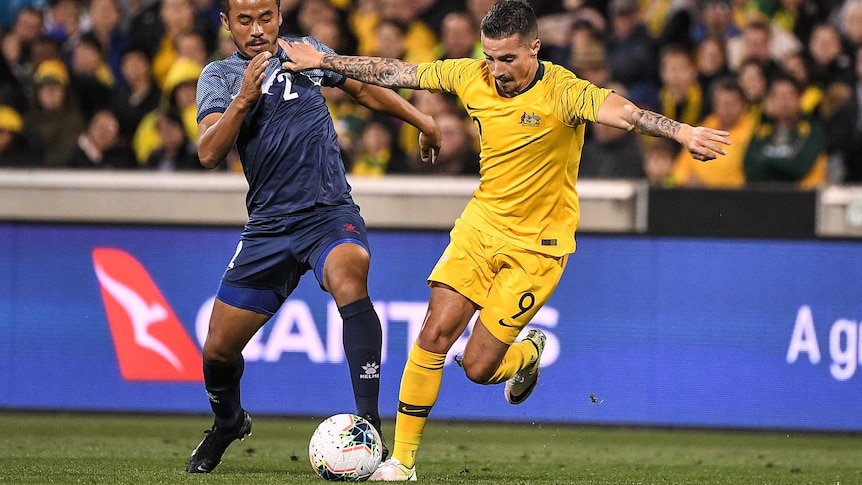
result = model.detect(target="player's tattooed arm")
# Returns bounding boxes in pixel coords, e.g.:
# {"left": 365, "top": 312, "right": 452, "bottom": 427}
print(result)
{"left": 630, "top": 108, "right": 729, "bottom": 161}
{"left": 319, "top": 55, "right": 420, "bottom": 89}
{"left": 595, "top": 92, "right": 729, "bottom": 161}
{"left": 279, "top": 41, "right": 420, "bottom": 89}
{"left": 631, "top": 109, "right": 682, "bottom": 139}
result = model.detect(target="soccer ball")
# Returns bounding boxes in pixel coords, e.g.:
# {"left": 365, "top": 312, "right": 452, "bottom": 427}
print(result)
{"left": 309, "top": 413, "right": 383, "bottom": 482}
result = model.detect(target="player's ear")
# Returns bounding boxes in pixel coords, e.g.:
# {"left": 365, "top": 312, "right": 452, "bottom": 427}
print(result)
{"left": 220, "top": 12, "right": 230, "bottom": 31}
{"left": 530, "top": 38, "right": 540, "bottom": 56}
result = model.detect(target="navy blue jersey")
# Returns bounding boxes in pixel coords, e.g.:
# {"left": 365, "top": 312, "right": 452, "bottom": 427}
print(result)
{"left": 197, "top": 37, "right": 351, "bottom": 221}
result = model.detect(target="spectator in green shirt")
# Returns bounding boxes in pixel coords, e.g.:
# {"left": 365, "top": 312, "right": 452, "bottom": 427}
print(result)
{"left": 744, "top": 72, "right": 827, "bottom": 189}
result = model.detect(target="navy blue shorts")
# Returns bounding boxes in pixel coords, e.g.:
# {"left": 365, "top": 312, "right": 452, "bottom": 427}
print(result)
{"left": 217, "top": 204, "right": 369, "bottom": 314}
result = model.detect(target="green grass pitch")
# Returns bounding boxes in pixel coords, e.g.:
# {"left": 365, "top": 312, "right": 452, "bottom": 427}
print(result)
{"left": 0, "top": 411, "right": 859, "bottom": 484}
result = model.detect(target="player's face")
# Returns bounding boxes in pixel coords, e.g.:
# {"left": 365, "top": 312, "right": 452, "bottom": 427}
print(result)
{"left": 221, "top": 0, "right": 282, "bottom": 58}
{"left": 481, "top": 33, "right": 540, "bottom": 97}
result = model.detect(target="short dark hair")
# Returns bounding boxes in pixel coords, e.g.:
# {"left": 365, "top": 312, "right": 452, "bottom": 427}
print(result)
{"left": 76, "top": 32, "right": 104, "bottom": 54}
{"left": 120, "top": 43, "right": 152, "bottom": 62}
{"left": 708, "top": 75, "right": 745, "bottom": 102}
{"left": 221, "top": 0, "right": 280, "bottom": 15}
{"left": 480, "top": 0, "right": 538, "bottom": 43}
{"left": 659, "top": 43, "right": 692, "bottom": 63}
{"left": 768, "top": 71, "right": 802, "bottom": 95}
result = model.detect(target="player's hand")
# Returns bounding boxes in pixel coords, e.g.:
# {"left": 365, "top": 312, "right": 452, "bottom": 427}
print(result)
{"left": 235, "top": 50, "right": 271, "bottom": 107}
{"left": 279, "top": 39, "right": 324, "bottom": 72}
{"left": 680, "top": 125, "right": 730, "bottom": 162}
{"left": 418, "top": 123, "right": 441, "bottom": 164}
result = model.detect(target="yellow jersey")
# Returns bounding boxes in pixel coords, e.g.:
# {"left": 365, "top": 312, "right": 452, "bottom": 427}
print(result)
{"left": 416, "top": 59, "right": 611, "bottom": 256}
{"left": 671, "top": 112, "right": 755, "bottom": 189}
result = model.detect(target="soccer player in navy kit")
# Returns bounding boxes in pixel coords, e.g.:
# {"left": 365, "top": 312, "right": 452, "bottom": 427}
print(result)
{"left": 185, "top": 0, "right": 441, "bottom": 474}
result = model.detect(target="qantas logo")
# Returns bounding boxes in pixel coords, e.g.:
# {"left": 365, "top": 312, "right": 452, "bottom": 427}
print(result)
{"left": 91, "top": 248, "right": 561, "bottom": 382}
{"left": 92, "top": 248, "right": 203, "bottom": 382}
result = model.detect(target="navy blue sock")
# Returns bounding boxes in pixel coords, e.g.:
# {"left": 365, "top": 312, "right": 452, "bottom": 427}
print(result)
{"left": 203, "top": 356, "right": 244, "bottom": 428}
{"left": 339, "top": 297, "right": 382, "bottom": 424}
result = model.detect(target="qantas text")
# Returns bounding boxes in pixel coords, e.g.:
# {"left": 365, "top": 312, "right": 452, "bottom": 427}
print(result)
{"left": 195, "top": 297, "right": 560, "bottom": 366}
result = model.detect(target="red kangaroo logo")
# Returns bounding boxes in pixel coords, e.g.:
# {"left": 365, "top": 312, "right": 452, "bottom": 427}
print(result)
{"left": 92, "top": 248, "right": 203, "bottom": 382}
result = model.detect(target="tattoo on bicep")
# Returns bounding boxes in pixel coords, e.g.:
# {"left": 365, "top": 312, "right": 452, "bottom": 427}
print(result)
{"left": 320, "top": 55, "right": 419, "bottom": 89}
{"left": 632, "top": 109, "right": 681, "bottom": 139}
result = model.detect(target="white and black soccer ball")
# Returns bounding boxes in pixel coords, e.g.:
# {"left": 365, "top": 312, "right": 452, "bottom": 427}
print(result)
{"left": 309, "top": 413, "right": 383, "bottom": 482}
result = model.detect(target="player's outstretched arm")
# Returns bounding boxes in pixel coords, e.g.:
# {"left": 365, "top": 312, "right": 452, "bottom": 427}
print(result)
{"left": 279, "top": 40, "right": 438, "bottom": 163}
{"left": 340, "top": 79, "right": 440, "bottom": 164}
{"left": 281, "top": 41, "right": 421, "bottom": 90}
{"left": 596, "top": 92, "right": 730, "bottom": 162}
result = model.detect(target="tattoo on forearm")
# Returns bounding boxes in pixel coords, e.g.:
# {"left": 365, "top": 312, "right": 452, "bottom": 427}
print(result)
{"left": 320, "top": 55, "right": 419, "bottom": 89}
{"left": 632, "top": 110, "right": 681, "bottom": 139}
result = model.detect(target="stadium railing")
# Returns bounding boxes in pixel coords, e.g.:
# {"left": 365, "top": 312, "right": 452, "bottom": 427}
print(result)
{"left": 0, "top": 169, "right": 860, "bottom": 238}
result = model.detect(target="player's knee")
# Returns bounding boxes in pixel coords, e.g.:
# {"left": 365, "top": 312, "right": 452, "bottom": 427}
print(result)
{"left": 323, "top": 245, "right": 369, "bottom": 288}
{"left": 203, "top": 350, "right": 240, "bottom": 365}
{"left": 328, "top": 277, "right": 368, "bottom": 307}
{"left": 415, "top": 330, "right": 459, "bottom": 354}
{"left": 461, "top": 358, "right": 496, "bottom": 384}
{"left": 323, "top": 263, "right": 369, "bottom": 305}
{"left": 202, "top": 339, "right": 242, "bottom": 364}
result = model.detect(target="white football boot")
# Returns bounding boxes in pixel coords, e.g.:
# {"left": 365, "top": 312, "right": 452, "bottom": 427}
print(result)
{"left": 369, "top": 457, "right": 417, "bottom": 481}
{"left": 504, "top": 329, "right": 546, "bottom": 405}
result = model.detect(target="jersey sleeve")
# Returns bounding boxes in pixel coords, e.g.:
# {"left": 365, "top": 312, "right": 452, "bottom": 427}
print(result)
{"left": 196, "top": 62, "right": 231, "bottom": 123}
{"left": 551, "top": 71, "right": 612, "bottom": 127}
{"left": 304, "top": 36, "right": 347, "bottom": 88}
{"left": 416, "top": 58, "right": 481, "bottom": 95}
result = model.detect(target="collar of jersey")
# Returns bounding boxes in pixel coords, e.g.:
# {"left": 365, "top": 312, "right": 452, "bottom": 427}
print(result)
{"left": 522, "top": 62, "right": 545, "bottom": 94}
{"left": 235, "top": 45, "right": 286, "bottom": 63}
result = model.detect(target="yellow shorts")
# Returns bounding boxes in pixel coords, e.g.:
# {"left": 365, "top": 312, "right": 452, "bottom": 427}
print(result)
{"left": 428, "top": 218, "right": 568, "bottom": 344}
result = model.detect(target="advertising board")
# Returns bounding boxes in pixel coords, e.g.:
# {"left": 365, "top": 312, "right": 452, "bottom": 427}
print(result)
{"left": 1, "top": 223, "right": 860, "bottom": 430}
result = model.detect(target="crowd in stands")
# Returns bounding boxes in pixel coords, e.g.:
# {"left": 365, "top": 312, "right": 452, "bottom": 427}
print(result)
{"left": 0, "top": 0, "right": 861, "bottom": 188}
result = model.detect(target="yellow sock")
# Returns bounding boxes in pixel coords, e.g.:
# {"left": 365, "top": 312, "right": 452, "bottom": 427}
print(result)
{"left": 392, "top": 342, "right": 445, "bottom": 468}
{"left": 485, "top": 338, "right": 538, "bottom": 384}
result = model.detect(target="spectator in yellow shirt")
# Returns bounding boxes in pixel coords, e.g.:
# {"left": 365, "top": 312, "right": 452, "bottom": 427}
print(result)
{"left": 132, "top": 57, "right": 201, "bottom": 164}
{"left": 672, "top": 76, "right": 755, "bottom": 188}
{"left": 350, "top": 0, "right": 438, "bottom": 64}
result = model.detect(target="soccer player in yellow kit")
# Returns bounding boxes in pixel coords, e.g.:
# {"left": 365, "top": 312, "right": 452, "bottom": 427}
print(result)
{"left": 283, "top": 0, "right": 729, "bottom": 480}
